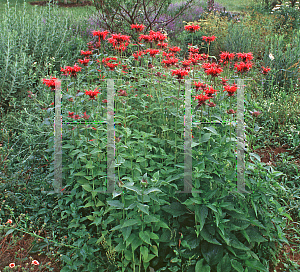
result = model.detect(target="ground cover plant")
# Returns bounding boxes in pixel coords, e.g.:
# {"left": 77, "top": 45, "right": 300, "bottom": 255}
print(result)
{"left": 0, "top": 0, "right": 300, "bottom": 271}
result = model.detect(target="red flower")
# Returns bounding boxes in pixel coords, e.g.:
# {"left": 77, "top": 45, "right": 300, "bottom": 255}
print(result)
{"left": 78, "top": 58, "right": 91, "bottom": 66}
{"left": 261, "top": 66, "right": 271, "bottom": 75}
{"left": 202, "top": 35, "right": 216, "bottom": 43}
{"left": 117, "top": 89, "right": 128, "bottom": 96}
{"left": 113, "top": 42, "right": 129, "bottom": 53}
{"left": 204, "top": 86, "right": 218, "bottom": 97}
{"left": 110, "top": 33, "right": 131, "bottom": 44}
{"left": 184, "top": 24, "right": 200, "bottom": 33}
{"left": 162, "top": 58, "right": 179, "bottom": 67}
{"left": 149, "top": 30, "right": 167, "bottom": 43}
{"left": 224, "top": 84, "right": 237, "bottom": 97}
{"left": 74, "top": 114, "right": 81, "bottom": 120}
{"left": 234, "top": 61, "right": 253, "bottom": 73}
{"left": 237, "top": 52, "right": 253, "bottom": 62}
{"left": 171, "top": 68, "right": 189, "bottom": 80}
{"left": 193, "top": 93, "right": 210, "bottom": 107}
{"left": 85, "top": 88, "right": 101, "bottom": 100}
{"left": 61, "top": 64, "right": 82, "bottom": 77}
{"left": 6, "top": 219, "right": 12, "bottom": 224}
{"left": 92, "top": 30, "right": 109, "bottom": 41}
{"left": 145, "top": 48, "right": 161, "bottom": 57}
{"left": 227, "top": 109, "right": 236, "bottom": 114}
{"left": 158, "top": 42, "right": 168, "bottom": 48}
{"left": 9, "top": 263, "right": 15, "bottom": 268}
{"left": 105, "top": 62, "right": 119, "bottom": 71}
{"left": 169, "top": 46, "right": 181, "bottom": 54}
{"left": 82, "top": 111, "right": 90, "bottom": 120}
{"left": 133, "top": 50, "right": 144, "bottom": 60}
{"left": 181, "top": 59, "right": 192, "bottom": 68}
{"left": 188, "top": 46, "right": 199, "bottom": 53}
{"left": 219, "top": 51, "right": 235, "bottom": 64}
{"left": 163, "top": 52, "right": 175, "bottom": 59}
{"left": 102, "top": 57, "right": 117, "bottom": 64}
{"left": 102, "top": 99, "right": 108, "bottom": 103}
{"left": 208, "top": 102, "right": 216, "bottom": 107}
{"left": 131, "top": 24, "right": 145, "bottom": 32}
{"left": 87, "top": 41, "right": 94, "bottom": 51}
{"left": 80, "top": 50, "right": 92, "bottom": 57}
{"left": 42, "top": 77, "right": 57, "bottom": 91}
{"left": 202, "top": 63, "right": 223, "bottom": 77}
{"left": 68, "top": 112, "right": 75, "bottom": 118}
{"left": 250, "top": 110, "right": 261, "bottom": 117}
{"left": 139, "top": 34, "right": 153, "bottom": 43}
{"left": 193, "top": 81, "right": 207, "bottom": 92}
{"left": 221, "top": 77, "right": 229, "bottom": 86}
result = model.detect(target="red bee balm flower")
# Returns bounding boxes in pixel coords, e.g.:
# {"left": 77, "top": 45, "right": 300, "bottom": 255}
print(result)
{"left": 202, "top": 63, "right": 223, "bottom": 77}
{"left": 234, "top": 61, "right": 253, "bottom": 73}
{"left": 172, "top": 69, "right": 189, "bottom": 80}
{"left": 219, "top": 51, "right": 235, "bottom": 64}
{"left": 202, "top": 35, "right": 216, "bottom": 43}
{"left": 78, "top": 58, "right": 90, "bottom": 66}
{"left": 131, "top": 24, "right": 145, "bottom": 32}
{"left": 169, "top": 46, "right": 181, "bottom": 54}
{"left": 68, "top": 112, "right": 75, "bottom": 118}
{"left": 81, "top": 50, "right": 92, "bottom": 57}
{"left": 184, "top": 24, "right": 200, "bottom": 33}
{"left": 82, "top": 111, "right": 90, "bottom": 120}
{"left": 145, "top": 48, "right": 161, "bottom": 57}
{"left": 61, "top": 64, "right": 82, "bottom": 77}
{"left": 205, "top": 86, "right": 218, "bottom": 97}
{"left": 106, "top": 62, "right": 119, "bottom": 70}
{"left": 224, "top": 84, "right": 238, "bottom": 97}
{"left": 193, "top": 93, "right": 210, "bottom": 107}
{"left": 42, "top": 77, "right": 57, "bottom": 91}
{"left": 92, "top": 30, "right": 109, "bottom": 41}
{"left": 139, "top": 34, "right": 153, "bottom": 43}
{"left": 261, "top": 66, "right": 271, "bottom": 75}
{"left": 85, "top": 88, "right": 101, "bottom": 100}
{"left": 193, "top": 81, "right": 208, "bottom": 92}
{"left": 237, "top": 52, "right": 253, "bottom": 62}
{"left": 149, "top": 30, "right": 167, "bottom": 43}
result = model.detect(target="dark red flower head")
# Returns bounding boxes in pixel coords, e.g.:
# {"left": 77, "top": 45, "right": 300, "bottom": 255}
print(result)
{"left": 85, "top": 88, "right": 101, "bottom": 100}
{"left": 219, "top": 51, "right": 235, "bottom": 64}
{"left": 131, "top": 24, "right": 145, "bottom": 32}
{"left": 234, "top": 61, "right": 253, "bottom": 73}
{"left": 139, "top": 34, "right": 153, "bottom": 43}
{"left": 193, "top": 93, "right": 210, "bottom": 107}
{"left": 237, "top": 52, "right": 253, "bottom": 62}
{"left": 61, "top": 64, "right": 82, "bottom": 77}
{"left": 42, "top": 77, "right": 57, "bottom": 91}
{"left": 184, "top": 24, "right": 200, "bottom": 33}
{"left": 224, "top": 84, "right": 237, "bottom": 97}
{"left": 81, "top": 50, "right": 93, "bottom": 57}
{"left": 261, "top": 66, "right": 271, "bottom": 75}
{"left": 202, "top": 35, "right": 216, "bottom": 43}
{"left": 78, "top": 58, "right": 91, "bottom": 66}
{"left": 171, "top": 68, "right": 189, "bottom": 80}
{"left": 149, "top": 30, "right": 167, "bottom": 43}
{"left": 169, "top": 46, "right": 181, "bottom": 54}
{"left": 92, "top": 30, "right": 109, "bottom": 40}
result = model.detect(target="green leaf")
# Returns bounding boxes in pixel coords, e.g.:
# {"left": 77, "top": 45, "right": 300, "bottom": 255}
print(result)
{"left": 123, "top": 219, "right": 140, "bottom": 228}
{"left": 140, "top": 246, "right": 148, "bottom": 261}
{"left": 124, "top": 249, "right": 133, "bottom": 261}
{"left": 132, "top": 235, "right": 143, "bottom": 251}
{"left": 137, "top": 203, "right": 150, "bottom": 215}
{"left": 139, "top": 231, "right": 152, "bottom": 245}
{"left": 123, "top": 184, "right": 142, "bottom": 195}
{"left": 201, "top": 241, "right": 223, "bottom": 266}
{"left": 77, "top": 152, "right": 88, "bottom": 159}
{"left": 195, "top": 205, "right": 208, "bottom": 232}
{"left": 144, "top": 215, "right": 159, "bottom": 223}
{"left": 150, "top": 245, "right": 158, "bottom": 257}
{"left": 204, "top": 126, "right": 219, "bottom": 135}
{"left": 96, "top": 200, "right": 105, "bottom": 207}
{"left": 231, "top": 259, "right": 244, "bottom": 272}
{"left": 144, "top": 253, "right": 156, "bottom": 263}
{"left": 143, "top": 188, "right": 162, "bottom": 195}
{"left": 149, "top": 232, "right": 159, "bottom": 240}
{"left": 228, "top": 232, "right": 250, "bottom": 251}
{"left": 121, "top": 226, "right": 132, "bottom": 242}
{"left": 82, "top": 184, "right": 93, "bottom": 192}
{"left": 200, "top": 133, "right": 211, "bottom": 143}
{"left": 107, "top": 200, "right": 124, "bottom": 209}
{"left": 195, "top": 259, "right": 211, "bottom": 272}
{"left": 162, "top": 202, "right": 187, "bottom": 217}
{"left": 201, "top": 227, "right": 222, "bottom": 245}
{"left": 217, "top": 253, "right": 231, "bottom": 272}
{"left": 5, "top": 228, "right": 15, "bottom": 236}
{"left": 245, "top": 259, "right": 267, "bottom": 272}
{"left": 244, "top": 227, "right": 267, "bottom": 243}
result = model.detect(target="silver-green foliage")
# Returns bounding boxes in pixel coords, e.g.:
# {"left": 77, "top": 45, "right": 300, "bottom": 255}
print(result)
{"left": 263, "top": 29, "right": 300, "bottom": 96}
{"left": 0, "top": 0, "right": 87, "bottom": 107}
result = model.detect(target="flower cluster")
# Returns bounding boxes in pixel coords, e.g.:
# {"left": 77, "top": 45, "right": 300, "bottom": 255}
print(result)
{"left": 85, "top": 88, "right": 101, "bottom": 100}
{"left": 131, "top": 24, "right": 145, "bottom": 32}
{"left": 42, "top": 77, "right": 57, "bottom": 91}
{"left": 61, "top": 64, "right": 82, "bottom": 77}
{"left": 171, "top": 68, "right": 189, "bottom": 80}
{"left": 202, "top": 62, "right": 223, "bottom": 77}
{"left": 184, "top": 24, "right": 200, "bottom": 32}
{"left": 202, "top": 35, "right": 216, "bottom": 43}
